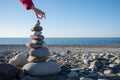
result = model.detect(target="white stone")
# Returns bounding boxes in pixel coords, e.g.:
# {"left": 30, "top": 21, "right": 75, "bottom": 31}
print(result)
{"left": 114, "top": 58, "right": 120, "bottom": 64}
{"left": 82, "top": 53, "right": 91, "bottom": 60}
{"left": 67, "top": 71, "right": 78, "bottom": 78}
{"left": 80, "top": 77, "right": 93, "bottom": 80}
{"left": 23, "top": 62, "right": 61, "bottom": 76}
{"left": 109, "top": 64, "right": 117, "bottom": 68}
{"left": 32, "top": 40, "right": 44, "bottom": 45}
{"left": 104, "top": 70, "right": 112, "bottom": 75}
{"left": 33, "top": 31, "right": 42, "bottom": 36}
{"left": 9, "top": 53, "right": 28, "bottom": 67}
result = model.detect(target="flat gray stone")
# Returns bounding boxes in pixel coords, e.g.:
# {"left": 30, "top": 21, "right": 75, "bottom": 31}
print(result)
{"left": 9, "top": 53, "right": 28, "bottom": 67}
{"left": 29, "top": 47, "right": 49, "bottom": 57}
{"left": 23, "top": 62, "right": 61, "bottom": 76}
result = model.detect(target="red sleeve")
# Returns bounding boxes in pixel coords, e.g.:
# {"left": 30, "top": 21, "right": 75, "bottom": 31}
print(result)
{"left": 19, "top": 0, "right": 34, "bottom": 10}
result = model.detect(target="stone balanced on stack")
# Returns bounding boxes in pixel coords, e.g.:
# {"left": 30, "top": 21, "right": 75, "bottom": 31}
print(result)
{"left": 24, "top": 20, "right": 61, "bottom": 76}
{"left": 26, "top": 20, "right": 49, "bottom": 62}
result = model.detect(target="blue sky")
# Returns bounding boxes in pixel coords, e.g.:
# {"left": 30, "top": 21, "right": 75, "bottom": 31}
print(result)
{"left": 0, "top": 0, "right": 120, "bottom": 38}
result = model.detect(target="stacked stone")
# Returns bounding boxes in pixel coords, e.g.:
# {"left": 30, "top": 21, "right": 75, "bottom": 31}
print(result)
{"left": 24, "top": 20, "right": 61, "bottom": 76}
{"left": 26, "top": 20, "right": 49, "bottom": 62}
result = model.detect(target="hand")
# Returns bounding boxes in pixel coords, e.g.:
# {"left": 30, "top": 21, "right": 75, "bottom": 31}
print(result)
{"left": 31, "top": 5, "right": 46, "bottom": 19}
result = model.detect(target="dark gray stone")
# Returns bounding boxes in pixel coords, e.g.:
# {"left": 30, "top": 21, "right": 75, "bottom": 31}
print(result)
{"left": 31, "top": 20, "right": 43, "bottom": 31}
{"left": 0, "top": 63, "right": 20, "bottom": 80}
{"left": 29, "top": 47, "right": 49, "bottom": 57}
{"left": 0, "top": 53, "right": 4, "bottom": 58}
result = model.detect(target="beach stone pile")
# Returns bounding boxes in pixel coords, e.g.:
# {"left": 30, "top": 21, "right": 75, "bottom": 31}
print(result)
{"left": 24, "top": 20, "right": 61, "bottom": 76}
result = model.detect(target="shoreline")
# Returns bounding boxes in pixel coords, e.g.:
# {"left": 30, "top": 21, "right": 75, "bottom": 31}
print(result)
{"left": 0, "top": 44, "right": 120, "bottom": 54}
{"left": 0, "top": 44, "right": 120, "bottom": 47}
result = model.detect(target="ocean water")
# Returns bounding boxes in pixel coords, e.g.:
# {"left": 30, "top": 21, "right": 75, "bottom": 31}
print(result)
{"left": 0, "top": 38, "right": 120, "bottom": 45}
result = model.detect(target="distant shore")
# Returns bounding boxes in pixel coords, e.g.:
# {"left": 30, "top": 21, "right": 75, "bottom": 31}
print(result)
{"left": 0, "top": 44, "right": 120, "bottom": 55}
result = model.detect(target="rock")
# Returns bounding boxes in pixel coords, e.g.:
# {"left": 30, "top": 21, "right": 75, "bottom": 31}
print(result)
{"left": 61, "top": 64, "right": 72, "bottom": 72}
{"left": 82, "top": 53, "right": 91, "bottom": 60}
{"left": 30, "top": 35, "right": 44, "bottom": 40}
{"left": 90, "top": 60, "right": 103, "bottom": 68}
{"left": 106, "top": 53, "right": 114, "bottom": 59}
{"left": 29, "top": 47, "right": 49, "bottom": 57}
{"left": 109, "top": 64, "right": 117, "bottom": 68}
{"left": 28, "top": 55, "right": 47, "bottom": 62}
{"left": 0, "top": 63, "right": 20, "bottom": 80}
{"left": 67, "top": 71, "right": 78, "bottom": 78}
{"left": 83, "top": 59, "right": 91, "bottom": 64}
{"left": 23, "top": 62, "right": 61, "bottom": 76}
{"left": 33, "top": 31, "right": 42, "bottom": 36}
{"left": 26, "top": 43, "right": 42, "bottom": 49}
{"left": 114, "top": 58, "right": 120, "bottom": 64}
{"left": 9, "top": 53, "right": 28, "bottom": 67}
{"left": 92, "top": 54, "right": 98, "bottom": 59}
{"left": 31, "top": 20, "right": 43, "bottom": 31}
{"left": 80, "top": 77, "right": 93, "bottom": 80}
{"left": 71, "top": 68, "right": 81, "bottom": 71}
{"left": 0, "top": 53, "right": 5, "bottom": 62}
{"left": 32, "top": 40, "right": 44, "bottom": 45}
{"left": 0, "top": 53, "right": 4, "bottom": 58}
{"left": 104, "top": 69, "right": 113, "bottom": 75}
{"left": 87, "top": 73, "right": 97, "bottom": 78}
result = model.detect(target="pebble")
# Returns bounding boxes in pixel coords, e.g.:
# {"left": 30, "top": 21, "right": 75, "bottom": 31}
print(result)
{"left": 89, "top": 60, "right": 103, "bottom": 68}
{"left": 104, "top": 69, "right": 113, "bottom": 75}
{"left": 80, "top": 77, "right": 93, "bottom": 80}
{"left": 82, "top": 53, "right": 91, "bottom": 60}
{"left": 31, "top": 20, "right": 43, "bottom": 31}
{"left": 0, "top": 53, "right": 4, "bottom": 58}
{"left": 114, "top": 58, "right": 120, "bottom": 64}
{"left": 67, "top": 71, "right": 78, "bottom": 78}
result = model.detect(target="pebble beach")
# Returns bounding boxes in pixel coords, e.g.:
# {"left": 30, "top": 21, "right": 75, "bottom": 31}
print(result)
{"left": 0, "top": 44, "right": 120, "bottom": 80}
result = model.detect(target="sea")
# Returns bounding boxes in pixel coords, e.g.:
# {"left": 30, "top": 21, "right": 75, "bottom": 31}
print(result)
{"left": 0, "top": 38, "right": 120, "bottom": 45}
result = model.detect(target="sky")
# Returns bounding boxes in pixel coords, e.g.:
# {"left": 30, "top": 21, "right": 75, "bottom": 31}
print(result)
{"left": 0, "top": 0, "right": 120, "bottom": 38}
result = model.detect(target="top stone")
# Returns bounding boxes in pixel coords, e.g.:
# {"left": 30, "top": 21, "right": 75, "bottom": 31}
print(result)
{"left": 31, "top": 20, "right": 43, "bottom": 31}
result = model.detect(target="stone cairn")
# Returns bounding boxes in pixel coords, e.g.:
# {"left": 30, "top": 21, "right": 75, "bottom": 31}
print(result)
{"left": 24, "top": 20, "right": 61, "bottom": 76}
{"left": 26, "top": 20, "right": 49, "bottom": 62}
